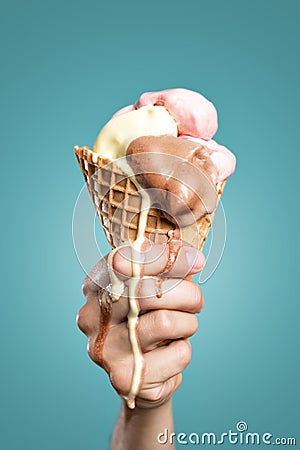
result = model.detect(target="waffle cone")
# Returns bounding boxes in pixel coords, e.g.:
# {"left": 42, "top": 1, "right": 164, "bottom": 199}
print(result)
{"left": 74, "top": 146, "right": 226, "bottom": 257}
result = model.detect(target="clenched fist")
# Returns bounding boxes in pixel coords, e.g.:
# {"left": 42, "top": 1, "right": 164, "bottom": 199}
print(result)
{"left": 77, "top": 241, "right": 205, "bottom": 410}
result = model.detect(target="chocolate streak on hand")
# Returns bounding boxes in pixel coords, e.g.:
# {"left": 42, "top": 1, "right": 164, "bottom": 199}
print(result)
{"left": 158, "top": 238, "right": 183, "bottom": 276}
{"left": 93, "top": 289, "right": 112, "bottom": 373}
{"left": 155, "top": 277, "right": 163, "bottom": 299}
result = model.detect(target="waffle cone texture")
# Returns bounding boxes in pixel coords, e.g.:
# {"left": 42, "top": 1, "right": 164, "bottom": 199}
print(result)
{"left": 74, "top": 146, "right": 226, "bottom": 251}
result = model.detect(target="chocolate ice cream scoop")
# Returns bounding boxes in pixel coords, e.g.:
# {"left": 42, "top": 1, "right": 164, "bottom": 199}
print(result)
{"left": 126, "top": 135, "right": 219, "bottom": 226}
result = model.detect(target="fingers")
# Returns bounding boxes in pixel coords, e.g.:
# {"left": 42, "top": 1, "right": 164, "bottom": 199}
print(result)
{"left": 76, "top": 291, "right": 101, "bottom": 336}
{"left": 112, "top": 242, "right": 205, "bottom": 280}
{"left": 105, "top": 307, "right": 198, "bottom": 358}
{"left": 109, "top": 278, "right": 203, "bottom": 325}
{"left": 78, "top": 245, "right": 201, "bottom": 408}
{"left": 82, "top": 257, "right": 110, "bottom": 296}
{"left": 138, "top": 309, "right": 198, "bottom": 351}
{"left": 138, "top": 278, "right": 203, "bottom": 313}
{"left": 143, "top": 339, "right": 192, "bottom": 383}
{"left": 109, "top": 339, "right": 192, "bottom": 398}
{"left": 135, "top": 373, "right": 182, "bottom": 408}
{"left": 81, "top": 242, "right": 205, "bottom": 305}
{"left": 79, "top": 278, "right": 203, "bottom": 338}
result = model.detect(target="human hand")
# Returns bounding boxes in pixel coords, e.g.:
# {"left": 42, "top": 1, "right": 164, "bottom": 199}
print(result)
{"left": 77, "top": 241, "right": 205, "bottom": 409}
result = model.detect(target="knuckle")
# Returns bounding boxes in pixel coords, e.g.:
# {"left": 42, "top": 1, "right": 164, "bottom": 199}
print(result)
{"left": 109, "top": 363, "right": 130, "bottom": 395}
{"left": 142, "top": 375, "right": 182, "bottom": 406}
{"left": 137, "top": 278, "right": 151, "bottom": 303}
{"left": 191, "top": 283, "right": 203, "bottom": 313}
{"left": 157, "top": 376, "right": 181, "bottom": 401}
{"left": 87, "top": 336, "right": 109, "bottom": 369}
{"left": 154, "top": 310, "right": 172, "bottom": 335}
{"left": 177, "top": 339, "right": 192, "bottom": 369}
{"left": 174, "top": 373, "right": 183, "bottom": 392}
{"left": 76, "top": 305, "right": 89, "bottom": 334}
{"left": 112, "top": 249, "right": 130, "bottom": 277}
{"left": 87, "top": 340, "right": 97, "bottom": 363}
{"left": 190, "top": 314, "right": 199, "bottom": 336}
{"left": 146, "top": 385, "right": 165, "bottom": 403}
{"left": 82, "top": 273, "right": 104, "bottom": 297}
{"left": 82, "top": 275, "right": 94, "bottom": 297}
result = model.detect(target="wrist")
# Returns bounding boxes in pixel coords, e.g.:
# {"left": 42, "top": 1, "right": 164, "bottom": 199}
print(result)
{"left": 112, "top": 398, "right": 174, "bottom": 450}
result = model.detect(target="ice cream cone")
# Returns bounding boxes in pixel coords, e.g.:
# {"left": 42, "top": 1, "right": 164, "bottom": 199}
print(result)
{"left": 74, "top": 145, "right": 226, "bottom": 258}
{"left": 74, "top": 88, "right": 236, "bottom": 411}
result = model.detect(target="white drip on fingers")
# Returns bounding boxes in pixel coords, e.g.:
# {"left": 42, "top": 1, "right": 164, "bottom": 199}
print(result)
{"left": 125, "top": 185, "right": 150, "bottom": 409}
{"left": 107, "top": 247, "right": 126, "bottom": 302}
{"left": 106, "top": 156, "right": 151, "bottom": 409}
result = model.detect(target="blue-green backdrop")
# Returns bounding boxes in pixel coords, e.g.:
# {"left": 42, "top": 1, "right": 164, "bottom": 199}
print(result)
{"left": 1, "top": 0, "right": 299, "bottom": 449}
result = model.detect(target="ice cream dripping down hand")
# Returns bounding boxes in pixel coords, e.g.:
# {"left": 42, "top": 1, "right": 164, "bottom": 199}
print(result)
{"left": 75, "top": 87, "right": 236, "bottom": 411}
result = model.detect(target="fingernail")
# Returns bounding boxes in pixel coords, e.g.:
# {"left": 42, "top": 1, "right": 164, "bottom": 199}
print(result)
{"left": 186, "top": 249, "right": 205, "bottom": 272}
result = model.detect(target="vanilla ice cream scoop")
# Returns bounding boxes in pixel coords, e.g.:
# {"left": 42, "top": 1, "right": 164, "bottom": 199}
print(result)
{"left": 93, "top": 105, "right": 177, "bottom": 159}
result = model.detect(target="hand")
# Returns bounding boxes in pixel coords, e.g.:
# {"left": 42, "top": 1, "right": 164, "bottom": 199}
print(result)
{"left": 77, "top": 241, "right": 205, "bottom": 409}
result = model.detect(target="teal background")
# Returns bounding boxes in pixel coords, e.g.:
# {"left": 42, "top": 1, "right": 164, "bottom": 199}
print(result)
{"left": 1, "top": 0, "right": 299, "bottom": 449}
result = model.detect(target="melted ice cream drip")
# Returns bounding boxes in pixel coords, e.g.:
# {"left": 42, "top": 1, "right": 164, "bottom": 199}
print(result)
{"left": 94, "top": 289, "right": 112, "bottom": 373}
{"left": 126, "top": 186, "right": 151, "bottom": 409}
{"left": 155, "top": 277, "right": 163, "bottom": 299}
{"left": 107, "top": 247, "right": 125, "bottom": 301}
{"left": 106, "top": 157, "right": 151, "bottom": 409}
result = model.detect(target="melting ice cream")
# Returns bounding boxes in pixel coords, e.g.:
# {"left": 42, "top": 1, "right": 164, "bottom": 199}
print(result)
{"left": 90, "top": 88, "right": 236, "bottom": 409}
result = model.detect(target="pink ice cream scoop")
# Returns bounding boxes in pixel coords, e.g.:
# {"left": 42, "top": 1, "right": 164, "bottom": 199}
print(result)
{"left": 135, "top": 88, "right": 218, "bottom": 140}
{"left": 181, "top": 135, "right": 236, "bottom": 181}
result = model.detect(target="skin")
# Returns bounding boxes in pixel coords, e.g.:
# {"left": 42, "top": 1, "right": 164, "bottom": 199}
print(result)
{"left": 77, "top": 242, "right": 205, "bottom": 450}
